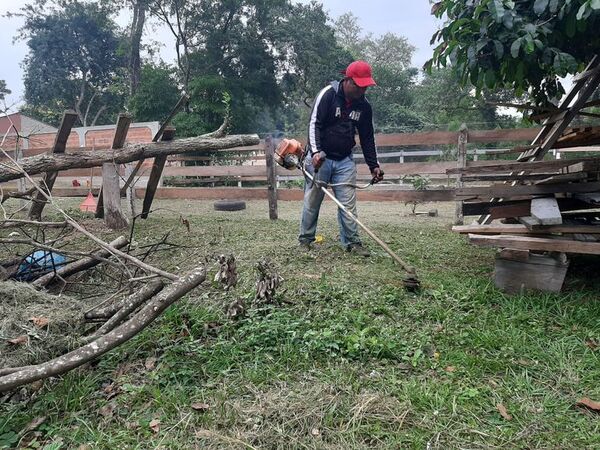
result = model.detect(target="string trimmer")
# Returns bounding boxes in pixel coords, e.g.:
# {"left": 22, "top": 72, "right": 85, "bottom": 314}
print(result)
{"left": 274, "top": 139, "right": 420, "bottom": 292}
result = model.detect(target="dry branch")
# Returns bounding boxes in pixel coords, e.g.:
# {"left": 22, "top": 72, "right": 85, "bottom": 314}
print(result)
{"left": 0, "top": 134, "right": 260, "bottom": 183}
{"left": 32, "top": 236, "right": 129, "bottom": 289}
{"left": 1, "top": 219, "right": 70, "bottom": 229}
{"left": 0, "top": 186, "right": 36, "bottom": 204}
{"left": 84, "top": 280, "right": 164, "bottom": 342}
{"left": 0, "top": 264, "right": 206, "bottom": 392}
{"left": 0, "top": 147, "right": 178, "bottom": 281}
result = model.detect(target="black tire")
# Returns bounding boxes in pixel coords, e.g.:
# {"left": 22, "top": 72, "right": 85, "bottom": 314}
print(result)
{"left": 213, "top": 200, "right": 247, "bottom": 211}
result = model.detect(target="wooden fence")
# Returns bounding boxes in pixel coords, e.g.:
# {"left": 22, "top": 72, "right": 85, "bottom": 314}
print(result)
{"left": 135, "top": 126, "right": 547, "bottom": 207}
{"left": 5, "top": 126, "right": 591, "bottom": 220}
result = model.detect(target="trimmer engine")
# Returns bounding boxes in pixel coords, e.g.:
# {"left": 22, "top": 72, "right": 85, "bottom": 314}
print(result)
{"left": 274, "top": 138, "right": 304, "bottom": 170}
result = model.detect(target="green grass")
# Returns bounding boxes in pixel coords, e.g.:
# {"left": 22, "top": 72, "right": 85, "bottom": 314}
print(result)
{"left": 1, "top": 200, "right": 600, "bottom": 449}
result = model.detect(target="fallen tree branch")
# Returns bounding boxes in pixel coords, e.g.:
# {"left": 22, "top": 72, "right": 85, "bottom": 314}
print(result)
{"left": 0, "top": 264, "right": 206, "bottom": 392}
{"left": 0, "top": 186, "right": 36, "bottom": 204}
{"left": 83, "top": 280, "right": 164, "bottom": 342}
{"left": 33, "top": 236, "right": 129, "bottom": 289}
{"left": 0, "top": 146, "right": 177, "bottom": 280}
{"left": 0, "top": 134, "right": 260, "bottom": 183}
{"left": 1, "top": 219, "right": 71, "bottom": 229}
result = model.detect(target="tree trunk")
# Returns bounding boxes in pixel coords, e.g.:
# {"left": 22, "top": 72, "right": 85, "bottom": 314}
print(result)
{"left": 0, "top": 265, "right": 206, "bottom": 392}
{"left": 0, "top": 134, "right": 259, "bottom": 183}
{"left": 129, "top": 0, "right": 146, "bottom": 96}
{"left": 102, "top": 162, "right": 129, "bottom": 230}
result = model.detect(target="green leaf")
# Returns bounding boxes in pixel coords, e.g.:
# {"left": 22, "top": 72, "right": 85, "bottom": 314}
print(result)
{"left": 510, "top": 38, "right": 521, "bottom": 58}
{"left": 549, "top": 0, "right": 560, "bottom": 13}
{"left": 502, "top": 12, "right": 514, "bottom": 29}
{"left": 576, "top": 3, "right": 590, "bottom": 20}
{"left": 488, "top": 0, "right": 505, "bottom": 22}
{"left": 524, "top": 35, "right": 535, "bottom": 54}
{"left": 494, "top": 40, "right": 504, "bottom": 59}
{"left": 534, "top": 0, "right": 549, "bottom": 15}
{"left": 484, "top": 69, "right": 496, "bottom": 89}
{"left": 591, "top": 0, "right": 600, "bottom": 9}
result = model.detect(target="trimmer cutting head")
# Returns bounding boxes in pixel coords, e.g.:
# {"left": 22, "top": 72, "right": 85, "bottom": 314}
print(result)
{"left": 402, "top": 273, "right": 421, "bottom": 293}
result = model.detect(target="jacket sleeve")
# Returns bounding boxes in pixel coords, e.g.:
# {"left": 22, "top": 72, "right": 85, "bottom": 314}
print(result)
{"left": 307, "top": 86, "right": 333, "bottom": 155}
{"left": 357, "top": 103, "right": 379, "bottom": 171}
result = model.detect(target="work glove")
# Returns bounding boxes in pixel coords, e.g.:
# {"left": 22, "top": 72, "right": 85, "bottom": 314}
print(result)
{"left": 371, "top": 166, "right": 384, "bottom": 184}
{"left": 312, "top": 151, "right": 326, "bottom": 170}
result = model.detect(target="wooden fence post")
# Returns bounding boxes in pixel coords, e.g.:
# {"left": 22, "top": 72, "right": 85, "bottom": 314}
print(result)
{"left": 141, "top": 127, "right": 176, "bottom": 219}
{"left": 100, "top": 114, "right": 131, "bottom": 230}
{"left": 454, "top": 123, "right": 468, "bottom": 225}
{"left": 265, "top": 135, "right": 278, "bottom": 220}
{"left": 29, "top": 110, "right": 78, "bottom": 219}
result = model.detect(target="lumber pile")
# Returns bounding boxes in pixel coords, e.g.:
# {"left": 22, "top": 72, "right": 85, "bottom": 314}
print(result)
{"left": 449, "top": 55, "right": 600, "bottom": 293}
{"left": 447, "top": 132, "right": 600, "bottom": 248}
{"left": 451, "top": 151, "right": 600, "bottom": 293}
{"left": 451, "top": 143, "right": 600, "bottom": 292}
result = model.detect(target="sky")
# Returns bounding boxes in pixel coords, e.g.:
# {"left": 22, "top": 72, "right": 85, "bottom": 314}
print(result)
{"left": 0, "top": 0, "right": 442, "bottom": 112}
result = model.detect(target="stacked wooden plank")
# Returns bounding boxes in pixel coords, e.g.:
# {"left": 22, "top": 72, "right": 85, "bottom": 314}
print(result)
{"left": 450, "top": 55, "right": 600, "bottom": 292}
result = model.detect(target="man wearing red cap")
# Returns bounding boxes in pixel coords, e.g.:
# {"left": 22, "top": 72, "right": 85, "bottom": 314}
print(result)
{"left": 299, "top": 60, "right": 384, "bottom": 256}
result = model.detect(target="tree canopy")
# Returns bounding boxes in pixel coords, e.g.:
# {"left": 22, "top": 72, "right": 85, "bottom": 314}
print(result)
{"left": 11, "top": 0, "right": 520, "bottom": 133}
{"left": 427, "top": 0, "right": 600, "bottom": 105}
{"left": 20, "top": 0, "right": 127, "bottom": 127}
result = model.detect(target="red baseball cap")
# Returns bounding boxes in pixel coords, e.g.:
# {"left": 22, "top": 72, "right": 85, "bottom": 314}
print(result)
{"left": 344, "top": 60, "right": 377, "bottom": 87}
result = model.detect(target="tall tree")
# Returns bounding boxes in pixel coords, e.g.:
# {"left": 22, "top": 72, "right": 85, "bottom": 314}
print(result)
{"left": 414, "top": 67, "right": 519, "bottom": 131}
{"left": 127, "top": 0, "right": 149, "bottom": 95}
{"left": 20, "top": 0, "right": 127, "bottom": 127}
{"left": 428, "top": 0, "right": 600, "bottom": 105}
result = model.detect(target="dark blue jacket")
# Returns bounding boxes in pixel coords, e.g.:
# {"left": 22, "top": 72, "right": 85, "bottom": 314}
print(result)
{"left": 306, "top": 80, "right": 379, "bottom": 171}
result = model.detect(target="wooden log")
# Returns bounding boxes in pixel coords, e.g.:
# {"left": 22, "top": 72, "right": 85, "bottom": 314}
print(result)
{"left": 534, "top": 172, "right": 588, "bottom": 184}
{"left": 462, "top": 173, "right": 561, "bottom": 182}
{"left": 265, "top": 136, "right": 278, "bottom": 220}
{"left": 141, "top": 127, "right": 176, "bottom": 219}
{"left": 28, "top": 111, "right": 78, "bottom": 219}
{"left": 468, "top": 233, "right": 600, "bottom": 255}
{"left": 454, "top": 124, "right": 468, "bottom": 225}
{"left": 463, "top": 198, "right": 595, "bottom": 217}
{"left": 102, "top": 161, "right": 129, "bottom": 229}
{"left": 455, "top": 223, "right": 600, "bottom": 235}
{"left": 33, "top": 236, "right": 129, "bottom": 288}
{"left": 454, "top": 224, "right": 532, "bottom": 235}
{"left": 98, "top": 114, "right": 132, "bottom": 228}
{"left": 0, "top": 134, "right": 260, "bottom": 183}
{"left": 84, "top": 280, "right": 165, "bottom": 341}
{"left": 100, "top": 114, "right": 133, "bottom": 211}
